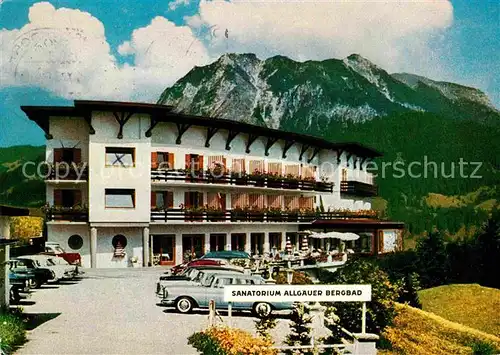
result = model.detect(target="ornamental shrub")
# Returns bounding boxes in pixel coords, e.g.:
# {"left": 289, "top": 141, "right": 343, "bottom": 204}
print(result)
{"left": 319, "top": 259, "right": 401, "bottom": 344}
{"left": 188, "top": 326, "right": 277, "bottom": 355}
{"left": 275, "top": 271, "right": 312, "bottom": 285}
{"left": 0, "top": 309, "right": 27, "bottom": 353}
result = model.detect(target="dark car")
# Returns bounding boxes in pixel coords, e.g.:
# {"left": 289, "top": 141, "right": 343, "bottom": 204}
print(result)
{"left": 9, "top": 272, "right": 32, "bottom": 303}
{"left": 8, "top": 258, "right": 55, "bottom": 288}
{"left": 170, "top": 259, "right": 226, "bottom": 275}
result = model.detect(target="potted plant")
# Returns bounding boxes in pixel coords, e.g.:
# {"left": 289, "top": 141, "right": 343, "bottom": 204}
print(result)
{"left": 206, "top": 206, "right": 225, "bottom": 222}
{"left": 230, "top": 206, "right": 247, "bottom": 222}
{"left": 230, "top": 171, "right": 248, "bottom": 185}
{"left": 185, "top": 206, "right": 205, "bottom": 222}
{"left": 267, "top": 207, "right": 284, "bottom": 222}
{"left": 283, "top": 173, "right": 300, "bottom": 189}
{"left": 266, "top": 172, "right": 283, "bottom": 188}
{"left": 249, "top": 169, "right": 265, "bottom": 187}
{"left": 286, "top": 208, "right": 299, "bottom": 222}
{"left": 248, "top": 206, "right": 265, "bottom": 221}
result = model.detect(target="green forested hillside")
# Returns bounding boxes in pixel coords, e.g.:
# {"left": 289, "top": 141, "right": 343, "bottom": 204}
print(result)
{"left": 321, "top": 112, "right": 500, "bottom": 235}
{"left": 0, "top": 145, "right": 45, "bottom": 207}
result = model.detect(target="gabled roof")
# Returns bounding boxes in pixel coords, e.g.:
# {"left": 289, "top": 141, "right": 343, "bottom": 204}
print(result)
{"left": 21, "top": 100, "right": 382, "bottom": 158}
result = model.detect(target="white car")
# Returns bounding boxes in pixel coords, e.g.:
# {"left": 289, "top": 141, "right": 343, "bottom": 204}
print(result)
{"left": 21, "top": 255, "right": 76, "bottom": 282}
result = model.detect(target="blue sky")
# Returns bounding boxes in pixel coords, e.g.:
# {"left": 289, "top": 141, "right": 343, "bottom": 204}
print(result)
{"left": 0, "top": 0, "right": 498, "bottom": 147}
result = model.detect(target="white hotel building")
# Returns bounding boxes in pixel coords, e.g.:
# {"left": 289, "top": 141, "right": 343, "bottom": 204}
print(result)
{"left": 22, "top": 100, "right": 403, "bottom": 268}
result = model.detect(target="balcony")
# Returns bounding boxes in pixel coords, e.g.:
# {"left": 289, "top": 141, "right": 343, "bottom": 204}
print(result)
{"left": 340, "top": 180, "right": 378, "bottom": 197}
{"left": 150, "top": 208, "right": 378, "bottom": 223}
{"left": 151, "top": 169, "right": 333, "bottom": 193}
{"left": 44, "top": 206, "right": 89, "bottom": 222}
{"left": 45, "top": 163, "right": 88, "bottom": 181}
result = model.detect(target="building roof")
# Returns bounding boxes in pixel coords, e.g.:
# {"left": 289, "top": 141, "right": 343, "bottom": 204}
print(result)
{"left": 305, "top": 219, "right": 405, "bottom": 230}
{"left": 0, "top": 205, "right": 30, "bottom": 217}
{"left": 21, "top": 100, "right": 382, "bottom": 158}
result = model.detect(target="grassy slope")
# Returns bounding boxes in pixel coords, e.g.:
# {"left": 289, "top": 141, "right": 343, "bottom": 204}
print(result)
{"left": 381, "top": 303, "right": 500, "bottom": 355}
{"left": 419, "top": 284, "right": 500, "bottom": 336}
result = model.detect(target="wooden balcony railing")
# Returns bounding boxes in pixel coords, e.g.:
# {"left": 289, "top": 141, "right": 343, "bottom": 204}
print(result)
{"left": 340, "top": 180, "right": 378, "bottom": 197}
{"left": 46, "top": 163, "right": 88, "bottom": 181}
{"left": 150, "top": 208, "right": 378, "bottom": 223}
{"left": 44, "top": 207, "right": 89, "bottom": 222}
{"left": 151, "top": 169, "right": 333, "bottom": 193}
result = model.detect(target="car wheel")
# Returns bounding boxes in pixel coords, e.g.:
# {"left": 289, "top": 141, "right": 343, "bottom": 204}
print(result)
{"left": 10, "top": 288, "right": 20, "bottom": 304}
{"left": 253, "top": 302, "right": 272, "bottom": 318}
{"left": 175, "top": 297, "right": 194, "bottom": 313}
{"left": 29, "top": 279, "right": 40, "bottom": 289}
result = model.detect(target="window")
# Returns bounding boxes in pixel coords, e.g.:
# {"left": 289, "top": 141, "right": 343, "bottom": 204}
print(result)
{"left": 54, "top": 189, "right": 82, "bottom": 207}
{"left": 184, "top": 191, "right": 203, "bottom": 208}
{"left": 152, "top": 152, "right": 174, "bottom": 170}
{"left": 112, "top": 234, "right": 127, "bottom": 248}
{"left": 54, "top": 148, "right": 81, "bottom": 164}
{"left": 151, "top": 191, "right": 173, "bottom": 209}
{"left": 106, "top": 147, "right": 135, "bottom": 167}
{"left": 68, "top": 234, "right": 83, "bottom": 250}
{"left": 105, "top": 189, "right": 135, "bottom": 208}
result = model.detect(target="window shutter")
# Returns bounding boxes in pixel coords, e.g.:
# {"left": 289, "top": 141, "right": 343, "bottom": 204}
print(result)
{"left": 166, "top": 191, "right": 174, "bottom": 208}
{"left": 185, "top": 154, "right": 191, "bottom": 170}
{"left": 378, "top": 231, "right": 384, "bottom": 253}
{"left": 53, "top": 148, "right": 63, "bottom": 163}
{"left": 168, "top": 153, "right": 175, "bottom": 170}
{"left": 184, "top": 192, "right": 191, "bottom": 208}
{"left": 151, "top": 152, "right": 158, "bottom": 169}
{"left": 222, "top": 157, "right": 227, "bottom": 173}
{"left": 197, "top": 192, "right": 204, "bottom": 206}
{"left": 198, "top": 156, "right": 204, "bottom": 171}
{"left": 54, "top": 189, "right": 63, "bottom": 206}
{"left": 151, "top": 191, "right": 156, "bottom": 208}
{"left": 73, "top": 149, "right": 82, "bottom": 164}
{"left": 73, "top": 190, "right": 82, "bottom": 206}
{"left": 219, "top": 193, "right": 226, "bottom": 210}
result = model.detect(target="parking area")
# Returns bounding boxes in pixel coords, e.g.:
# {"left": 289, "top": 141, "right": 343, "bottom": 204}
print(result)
{"left": 15, "top": 268, "right": 291, "bottom": 354}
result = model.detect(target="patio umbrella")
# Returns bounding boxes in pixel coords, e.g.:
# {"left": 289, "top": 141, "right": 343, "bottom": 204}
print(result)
{"left": 308, "top": 232, "right": 360, "bottom": 241}
{"left": 301, "top": 234, "right": 309, "bottom": 252}
{"left": 285, "top": 235, "right": 292, "bottom": 254}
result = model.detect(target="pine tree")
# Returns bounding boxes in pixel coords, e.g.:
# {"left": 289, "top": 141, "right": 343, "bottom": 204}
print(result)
{"left": 284, "top": 303, "right": 313, "bottom": 355}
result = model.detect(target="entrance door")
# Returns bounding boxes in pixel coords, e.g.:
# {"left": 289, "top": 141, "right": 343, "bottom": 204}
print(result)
{"left": 182, "top": 234, "right": 205, "bottom": 262}
{"left": 152, "top": 235, "right": 175, "bottom": 266}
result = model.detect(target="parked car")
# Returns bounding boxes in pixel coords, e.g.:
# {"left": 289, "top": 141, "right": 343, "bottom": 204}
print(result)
{"left": 170, "top": 258, "right": 228, "bottom": 275}
{"left": 42, "top": 242, "right": 82, "bottom": 266}
{"left": 159, "top": 273, "right": 294, "bottom": 317}
{"left": 200, "top": 250, "right": 251, "bottom": 260}
{"left": 156, "top": 267, "right": 244, "bottom": 297}
{"left": 21, "top": 255, "right": 76, "bottom": 282}
{"left": 9, "top": 272, "right": 32, "bottom": 303}
{"left": 8, "top": 258, "right": 55, "bottom": 288}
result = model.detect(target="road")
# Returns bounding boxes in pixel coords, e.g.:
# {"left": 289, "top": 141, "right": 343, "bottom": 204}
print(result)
{"left": 15, "top": 268, "right": 291, "bottom": 355}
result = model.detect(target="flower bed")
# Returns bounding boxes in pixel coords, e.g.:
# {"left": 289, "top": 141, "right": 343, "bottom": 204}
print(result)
{"left": 0, "top": 310, "right": 27, "bottom": 353}
{"left": 188, "top": 326, "right": 277, "bottom": 355}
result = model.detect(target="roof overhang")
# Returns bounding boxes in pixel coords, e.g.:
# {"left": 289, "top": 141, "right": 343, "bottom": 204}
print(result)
{"left": 304, "top": 219, "right": 405, "bottom": 230}
{"left": 21, "top": 100, "right": 382, "bottom": 158}
{"left": 0, "top": 205, "right": 30, "bottom": 217}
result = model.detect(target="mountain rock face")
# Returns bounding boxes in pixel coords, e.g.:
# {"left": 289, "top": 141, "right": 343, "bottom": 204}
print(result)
{"left": 158, "top": 53, "right": 499, "bottom": 132}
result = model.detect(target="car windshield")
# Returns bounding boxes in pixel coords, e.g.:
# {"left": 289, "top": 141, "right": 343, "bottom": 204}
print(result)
{"left": 192, "top": 271, "right": 205, "bottom": 283}
{"left": 202, "top": 275, "right": 215, "bottom": 287}
{"left": 188, "top": 269, "right": 200, "bottom": 280}
{"left": 46, "top": 259, "right": 56, "bottom": 266}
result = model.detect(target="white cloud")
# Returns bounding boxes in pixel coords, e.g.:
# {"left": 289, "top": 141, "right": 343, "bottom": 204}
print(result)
{"left": 0, "top": 2, "right": 210, "bottom": 102}
{"left": 168, "top": 0, "right": 190, "bottom": 11}
{"left": 188, "top": 0, "right": 454, "bottom": 75}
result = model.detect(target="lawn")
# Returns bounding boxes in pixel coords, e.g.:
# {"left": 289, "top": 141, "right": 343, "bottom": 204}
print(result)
{"left": 381, "top": 303, "right": 500, "bottom": 355}
{"left": 419, "top": 284, "right": 500, "bottom": 336}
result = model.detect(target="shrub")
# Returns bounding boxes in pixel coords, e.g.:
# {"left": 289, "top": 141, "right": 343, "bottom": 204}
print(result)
{"left": 319, "top": 259, "right": 401, "bottom": 343}
{"left": 470, "top": 340, "right": 498, "bottom": 355}
{"left": 416, "top": 231, "right": 450, "bottom": 288}
{"left": 275, "top": 271, "right": 312, "bottom": 285}
{"left": 0, "top": 310, "right": 27, "bottom": 353}
{"left": 284, "top": 303, "right": 313, "bottom": 355}
{"left": 188, "top": 326, "right": 277, "bottom": 355}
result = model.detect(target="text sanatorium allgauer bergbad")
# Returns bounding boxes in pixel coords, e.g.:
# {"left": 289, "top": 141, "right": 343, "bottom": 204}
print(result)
{"left": 231, "top": 289, "right": 364, "bottom": 297}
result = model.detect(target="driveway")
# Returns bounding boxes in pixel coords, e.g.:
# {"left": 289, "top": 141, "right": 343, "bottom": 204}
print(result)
{"left": 15, "top": 268, "right": 291, "bottom": 354}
